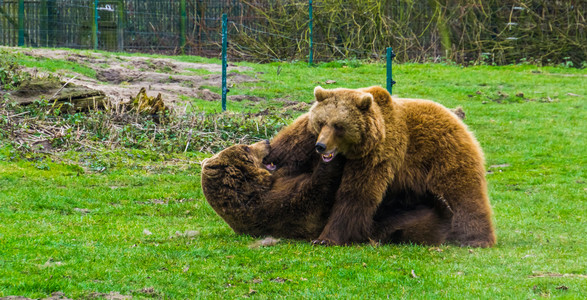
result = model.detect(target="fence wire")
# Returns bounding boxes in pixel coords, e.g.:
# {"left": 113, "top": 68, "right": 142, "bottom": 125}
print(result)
{"left": 0, "top": 0, "right": 585, "bottom": 66}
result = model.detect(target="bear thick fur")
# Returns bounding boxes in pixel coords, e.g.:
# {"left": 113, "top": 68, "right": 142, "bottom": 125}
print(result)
{"left": 201, "top": 141, "right": 343, "bottom": 239}
{"left": 201, "top": 140, "right": 453, "bottom": 244}
{"left": 264, "top": 86, "right": 495, "bottom": 247}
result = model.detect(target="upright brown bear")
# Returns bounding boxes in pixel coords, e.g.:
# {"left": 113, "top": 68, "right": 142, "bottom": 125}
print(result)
{"left": 265, "top": 86, "right": 496, "bottom": 247}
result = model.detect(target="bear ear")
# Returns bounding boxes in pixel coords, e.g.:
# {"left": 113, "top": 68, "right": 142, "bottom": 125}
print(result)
{"left": 314, "top": 86, "right": 328, "bottom": 102}
{"left": 356, "top": 94, "right": 373, "bottom": 110}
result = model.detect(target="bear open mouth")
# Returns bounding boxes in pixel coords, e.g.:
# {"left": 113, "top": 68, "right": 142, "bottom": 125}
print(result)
{"left": 321, "top": 151, "right": 336, "bottom": 163}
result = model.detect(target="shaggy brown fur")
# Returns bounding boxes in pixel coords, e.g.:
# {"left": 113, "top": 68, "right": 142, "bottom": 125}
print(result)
{"left": 265, "top": 86, "right": 495, "bottom": 247}
{"left": 201, "top": 141, "right": 344, "bottom": 239}
{"left": 201, "top": 140, "right": 453, "bottom": 245}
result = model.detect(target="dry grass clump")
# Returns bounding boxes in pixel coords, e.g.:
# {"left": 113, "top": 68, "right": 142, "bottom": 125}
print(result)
{"left": 0, "top": 96, "right": 292, "bottom": 155}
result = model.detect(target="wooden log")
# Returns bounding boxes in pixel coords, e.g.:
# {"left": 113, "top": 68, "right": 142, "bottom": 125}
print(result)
{"left": 8, "top": 79, "right": 108, "bottom": 112}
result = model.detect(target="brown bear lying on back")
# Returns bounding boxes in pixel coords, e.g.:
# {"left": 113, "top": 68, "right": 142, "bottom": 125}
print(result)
{"left": 201, "top": 139, "right": 453, "bottom": 245}
{"left": 201, "top": 140, "right": 343, "bottom": 239}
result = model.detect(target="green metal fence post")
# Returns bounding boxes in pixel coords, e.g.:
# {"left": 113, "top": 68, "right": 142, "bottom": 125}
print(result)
{"left": 93, "top": 0, "right": 99, "bottom": 49}
{"left": 221, "top": 13, "right": 228, "bottom": 112}
{"left": 18, "top": 0, "right": 24, "bottom": 46}
{"left": 386, "top": 47, "right": 396, "bottom": 95}
{"left": 117, "top": 0, "right": 124, "bottom": 51}
{"left": 41, "top": 0, "right": 48, "bottom": 46}
{"left": 48, "top": 0, "right": 56, "bottom": 47}
{"left": 180, "top": 0, "right": 186, "bottom": 54}
{"left": 308, "top": 0, "right": 313, "bottom": 66}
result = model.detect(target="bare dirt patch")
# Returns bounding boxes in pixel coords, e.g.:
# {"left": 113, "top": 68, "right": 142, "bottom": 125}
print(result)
{"left": 14, "top": 48, "right": 259, "bottom": 110}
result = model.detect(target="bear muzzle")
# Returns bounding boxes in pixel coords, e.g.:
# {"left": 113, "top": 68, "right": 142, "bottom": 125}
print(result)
{"left": 315, "top": 143, "right": 337, "bottom": 163}
{"left": 315, "top": 142, "right": 327, "bottom": 153}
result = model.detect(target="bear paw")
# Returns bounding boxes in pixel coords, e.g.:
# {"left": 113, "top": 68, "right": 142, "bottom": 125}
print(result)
{"left": 311, "top": 239, "right": 338, "bottom": 246}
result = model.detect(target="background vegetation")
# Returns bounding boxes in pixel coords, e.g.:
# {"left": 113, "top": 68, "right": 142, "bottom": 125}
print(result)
{"left": 236, "top": 0, "right": 585, "bottom": 66}
{"left": 0, "top": 48, "right": 586, "bottom": 298}
{"left": 1, "top": 0, "right": 585, "bottom": 66}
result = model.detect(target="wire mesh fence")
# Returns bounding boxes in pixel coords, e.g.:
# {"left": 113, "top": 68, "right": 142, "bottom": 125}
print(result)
{"left": 1, "top": 0, "right": 585, "bottom": 66}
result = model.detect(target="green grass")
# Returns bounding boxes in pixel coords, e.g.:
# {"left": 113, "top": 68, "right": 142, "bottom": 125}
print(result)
{"left": 0, "top": 49, "right": 586, "bottom": 298}
{"left": 13, "top": 53, "right": 97, "bottom": 79}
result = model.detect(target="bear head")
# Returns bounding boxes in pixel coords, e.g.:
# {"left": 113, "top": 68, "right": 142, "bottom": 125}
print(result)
{"left": 308, "top": 86, "right": 386, "bottom": 161}
{"left": 201, "top": 140, "right": 275, "bottom": 221}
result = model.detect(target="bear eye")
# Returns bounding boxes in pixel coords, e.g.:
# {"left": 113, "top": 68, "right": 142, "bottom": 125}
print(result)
{"left": 333, "top": 123, "right": 344, "bottom": 131}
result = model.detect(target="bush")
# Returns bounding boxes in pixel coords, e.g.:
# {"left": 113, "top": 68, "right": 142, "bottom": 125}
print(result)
{"left": 0, "top": 50, "right": 30, "bottom": 90}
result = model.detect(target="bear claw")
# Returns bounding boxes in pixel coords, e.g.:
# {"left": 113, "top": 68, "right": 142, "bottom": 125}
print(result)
{"left": 311, "top": 239, "right": 336, "bottom": 246}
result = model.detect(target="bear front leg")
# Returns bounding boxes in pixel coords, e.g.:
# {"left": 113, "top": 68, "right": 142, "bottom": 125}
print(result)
{"left": 314, "top": 160, "right": 391, "bottom": 245}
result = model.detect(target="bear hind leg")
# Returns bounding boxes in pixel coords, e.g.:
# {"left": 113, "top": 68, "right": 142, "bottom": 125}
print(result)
{"left": 445, "top": 196, "right": 496, "bottom": 248}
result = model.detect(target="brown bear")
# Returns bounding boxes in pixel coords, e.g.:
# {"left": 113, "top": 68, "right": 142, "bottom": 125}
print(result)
{"left": 264, "top": 86, "right": 495, "bottom": 247}
{"left": 201, "top": 140, "right": 453, "bottom": 244}
{"left": 201, "top": 140, "right": 344, "bottom": 239}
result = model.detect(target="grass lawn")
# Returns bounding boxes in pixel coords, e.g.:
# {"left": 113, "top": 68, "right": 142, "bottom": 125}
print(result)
{"left": 0, "top": 48, "right": 585, "bottom": 298}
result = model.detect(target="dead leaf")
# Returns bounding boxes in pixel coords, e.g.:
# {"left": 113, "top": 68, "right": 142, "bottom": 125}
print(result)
{"left": 567, "top": 93, "right": 580, "bottom": 97}
{"left": 43, "top": 291, "right": 72, "bottom": 300}
{"left": 174, "top": 230, "right": 200, "bottom": 238}
{"left": 185, "top": 230, "right": 199, "bottom": 238}
{"left": 325, "top": 80, "right": 337, "bottom": 84}
{"left": 74, "top": 208, "right": 90, "bottom": 214}
{"left": 252, "top": 278, "right": 263, "bottom": 284}
{"left": 143, "top": 229, "right": 152, "bottom": 235}
{"left": 137, "top": 287, "right": 156, "bottom": 295}
{"left": 249, "top": 237, "right": 281, "bottom": 249}
{"left": 368, "top": 238, "right": 380, "bottom": 247}
{"left": 148, "top": 199, "right": 166, "bottom": 205}
{"left": 411, "top": 270, "right": 418, "bottom": 278}
{"left": 87, "top": 291, "right": 131, "bottom": 300}
{"left": 529, "top": 272, "right": 587, "bottom": 278}
{"left": 40, "top": 259, "right": 63, "bottom": 268}
{"left": 248, "top": 288, "right": 257, "bottom": 295}
{"left": 556, "top": 285, "right": 569, "bottom": 290}
{"left": 489, "top": 164, "right": 510, "bottom": 168}
{"left": 271, "top": 277, "right": 286, "bottom": 283}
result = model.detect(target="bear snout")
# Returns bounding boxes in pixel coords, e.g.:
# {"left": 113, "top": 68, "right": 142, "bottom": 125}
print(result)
{"left": 315, "top": 142, "right": 327, "bottom": 154}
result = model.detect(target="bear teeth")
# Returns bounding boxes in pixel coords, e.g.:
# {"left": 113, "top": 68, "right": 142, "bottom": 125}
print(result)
{"left": 265, "top": 163, "right": 276, "bottom": 171}
{"left": 322, "top": 153, "right": 334, "bottom": 162}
